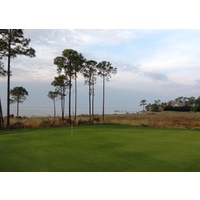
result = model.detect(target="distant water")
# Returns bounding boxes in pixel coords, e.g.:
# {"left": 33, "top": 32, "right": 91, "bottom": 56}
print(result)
{"left": 2, "top": 106, "right": 138, "bottom": 117}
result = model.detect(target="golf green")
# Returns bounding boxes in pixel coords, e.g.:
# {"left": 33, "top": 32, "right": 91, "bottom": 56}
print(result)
{"left": 0, "top": 124, "right": 200, "bottom": 172}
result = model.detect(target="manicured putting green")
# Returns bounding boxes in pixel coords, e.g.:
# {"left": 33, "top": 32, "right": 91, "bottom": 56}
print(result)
{"left": 0, "top": 124, "right": 200, "bottom": 172}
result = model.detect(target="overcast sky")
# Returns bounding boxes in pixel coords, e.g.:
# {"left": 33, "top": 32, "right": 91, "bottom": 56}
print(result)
{"left": 1, "top": 29, "right": 200, "bottom": 116}
{"left": 1, "top": 0, "right": 200, "bottom": 117}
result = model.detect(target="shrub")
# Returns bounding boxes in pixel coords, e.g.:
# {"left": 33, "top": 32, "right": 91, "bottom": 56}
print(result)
{"left": 94, "top": 117, "right": 100, "bottom": 123}
{"left": 39, "top": 119, "right": 55, "bottom": 128}
{"left": 10, "top": 122, "right": 25, "bottom": 129}
{"left": 77, "top": 119, "right": 91, "bottom": 126}
{"left": 151, "top": 104, "right": 160, "bottom": 112}
{"left": 164, "top": 106, "right": 191, "bottom": 112}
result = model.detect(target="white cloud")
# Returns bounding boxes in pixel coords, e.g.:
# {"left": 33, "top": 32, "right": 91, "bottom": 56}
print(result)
{"left": 138, "top": 30, "right": 200, "bottom": 87}
{"left": 24, "top": 29, "right": 137, "bottom": 49}
{"left": 142, "top": 71, "right": 168, "bottom": 81}
{"left": 76, "top": 29, "right": 137, "bottom": 45}
{"left": 169, "top": 71, "right": 200, "bottom": 86}
{"left": 142, "top": 52, "right": 191, "bottom": 71}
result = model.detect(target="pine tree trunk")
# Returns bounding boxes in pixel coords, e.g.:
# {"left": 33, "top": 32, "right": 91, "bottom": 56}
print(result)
{"left": 89, "top": 83, "right": 91, "bottom": 122}
{"left": 92, "top": 84, "right": 95, "bottom": 122}
{"left": 62, "top": 97, "right": 65, "bottom": 120}
{"left": 69, "top": 72, "right": 72, "bottom": 124}
{"left": 61, "top": 89, "right": 65, "bottom": 121}
{"left": 102, "top": 76, "right": 105, "bottom": 122}
{"left": 0, "top": 98, "right": 4, "bottom": 129}
{"left": 6, "top": 29, "right": 12, "bottom": 128}
{"left": 53, "top": 99, "right": 56, "bottom": 118}
{"left": 61, "top": 98, "right": 63, "bottom": 120}
{"left": 17, "top": 101, "right": 19, "bottom": 117}
{"left": 74, "top": 73, "right": 77, "bottom": 123}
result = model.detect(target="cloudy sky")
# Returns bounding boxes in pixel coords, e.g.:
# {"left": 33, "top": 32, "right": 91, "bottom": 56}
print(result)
{"left": 1, "top": 0, "right": 200, "bottom": 117}
{"left": 1, "top": 29, "right": 200, "bottom": 116}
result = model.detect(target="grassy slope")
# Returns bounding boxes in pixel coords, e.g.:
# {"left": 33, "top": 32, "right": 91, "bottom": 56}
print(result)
{"left": 0, "top": 124, "right": 200, "bottom": 172}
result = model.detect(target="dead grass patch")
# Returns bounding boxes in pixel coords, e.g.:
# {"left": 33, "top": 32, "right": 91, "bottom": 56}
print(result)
{"left": 104, "top": 112, "right": 200, "bottom": 129}
{"left": 3, "top": 112, "right": 200, "bottom": 129}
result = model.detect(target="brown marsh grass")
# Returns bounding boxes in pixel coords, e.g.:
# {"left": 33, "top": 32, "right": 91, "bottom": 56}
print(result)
{"left": 104, "top": 112, "right": 200, "bottom": 129}
{"left": 5, "top": 111, "right": 200, "bottom": 129}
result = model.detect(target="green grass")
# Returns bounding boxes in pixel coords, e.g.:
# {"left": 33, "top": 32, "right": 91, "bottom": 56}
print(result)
{"left": 1, "top": 124, "right": 200, "bottom": 172}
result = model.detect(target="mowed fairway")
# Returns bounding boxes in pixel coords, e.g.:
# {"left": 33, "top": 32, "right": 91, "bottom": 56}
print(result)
{"left": 1, "top": 124, "right": 200, "bottom": 172}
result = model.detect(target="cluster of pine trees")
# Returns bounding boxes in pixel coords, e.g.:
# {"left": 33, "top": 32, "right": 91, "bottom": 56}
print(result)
{"left": 0, "top": 29, "right": 117, "bottom": 128}
{"left": 0, "top": 29, "right": 35, "bottom": 129}
{"left": 48, "top": 49, "right": 117, "bottom": 124}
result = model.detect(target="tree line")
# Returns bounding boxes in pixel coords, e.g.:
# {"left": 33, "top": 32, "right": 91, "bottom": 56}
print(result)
{"left": 0, "top": 29, "right": 117, "bottom": 128}
{"left": 140, "top": 96, "right": 200, "bottom": 112}
{"left": 48, "top": 49, "right": 117, "bottom": 124}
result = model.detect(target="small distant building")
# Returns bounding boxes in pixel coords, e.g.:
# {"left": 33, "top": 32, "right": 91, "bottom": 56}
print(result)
{"left": 168, "top": 100, "right": 185, "bottom": 107}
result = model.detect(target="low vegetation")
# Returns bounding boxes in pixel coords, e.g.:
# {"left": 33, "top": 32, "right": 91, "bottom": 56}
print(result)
{"left": 2, "top": 115, "right": 101, "bottom": 129}
{"left": 2, "top": 111, "right": 200, "bottom": 129}
{"left": 105, "top": 112, "right": 200, "bottom": 129}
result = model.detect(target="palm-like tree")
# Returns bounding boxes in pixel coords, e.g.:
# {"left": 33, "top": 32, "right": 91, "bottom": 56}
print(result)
{"left": 82, "top": 60, "right": 97, "bottom": 122}
{"left": 51, "top": 75, "right": 68, "bottom": 121}
{"left": 10, "top": 86, "right": 28, "bottom": 117}
{"left": 48, "top": 91, "right": 59, "bottom": 118}
{"left": 140, "top": 99, "right": 147, "bottom": 111}
{"left": 97, "top": 61, "right": 117, "bottom": 122}
{"left": 71, "top": 52, "right": 85, "bottom": 123}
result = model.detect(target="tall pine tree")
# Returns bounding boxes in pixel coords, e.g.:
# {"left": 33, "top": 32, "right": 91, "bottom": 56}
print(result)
{"left": 54, "top": 49, "right": 84, "bottom": 124}
{"left": 0, "top": 29, "right": 35, "bottom": 128}
{"left": 97, "top": 61, "right": 117, "bottom": 122}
